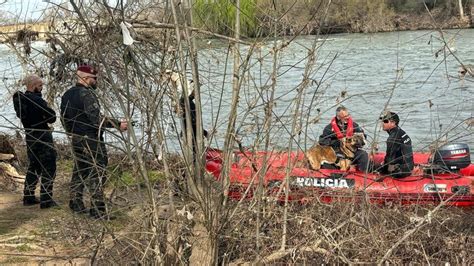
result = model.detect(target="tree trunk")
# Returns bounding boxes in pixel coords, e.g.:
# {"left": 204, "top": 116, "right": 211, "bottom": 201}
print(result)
{"left": 458, "top": 0, "right": 465, "bottom": 20}
{"left": 189, "top": 211, "right": 218, "bottom": 265}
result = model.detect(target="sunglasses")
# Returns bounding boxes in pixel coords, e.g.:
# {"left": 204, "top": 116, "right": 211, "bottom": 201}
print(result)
{"left": 382, "top": 119, "right": 390, "bottom": 123}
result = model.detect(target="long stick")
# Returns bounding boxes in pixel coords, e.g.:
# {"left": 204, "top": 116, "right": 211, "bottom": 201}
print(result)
{"left": 221, "top": 0, "right": 241, "bottom": 205}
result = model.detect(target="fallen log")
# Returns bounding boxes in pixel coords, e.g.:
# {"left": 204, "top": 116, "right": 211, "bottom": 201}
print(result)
{"left": 0, "top": 153, "right": 14, "bottom": 161}
{"left": 0, "top": 162, "right": 25, "bottom": 180}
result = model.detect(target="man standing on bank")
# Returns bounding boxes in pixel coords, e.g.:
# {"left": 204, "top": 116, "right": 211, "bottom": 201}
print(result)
{"left": 60, "top": 65, "right": 128, "bottom": 219}
{"left": 379, "top": 111, "right": 414, "bottom": 178}
{"left": 13, "top": 74, "right": 58, "bottom": 208}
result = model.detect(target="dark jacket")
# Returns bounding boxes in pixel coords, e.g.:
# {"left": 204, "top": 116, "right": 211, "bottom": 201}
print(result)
{"left": 319, "top": 119, "right": 364, "bottom": 151}
{"left": 60, "top": 84, "right": 119, "bottom": 138}
{"left": 381, "top": 126, "right": 414, "bottom": 177}
{"left": 12, "top": 91, "right": 56, "bottom": 140}
{"left": 179, "top": 93, "right": 208, "bottom": 138}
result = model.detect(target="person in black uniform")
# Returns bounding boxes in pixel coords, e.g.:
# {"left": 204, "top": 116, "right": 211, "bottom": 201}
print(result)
{"left": 379, "top": 111, "right": 414, "bottom": 178}
{"left": 179, "top": 83, "right": 208, "bottom": 154}
{"left": 319, "top": 106, "right": 370, "bottom": 172}
{"left": 60, "top": 65, "right": 128, "bottom": 219}
{"left": 12, "top": 74, "right": 57, "bottom": 208}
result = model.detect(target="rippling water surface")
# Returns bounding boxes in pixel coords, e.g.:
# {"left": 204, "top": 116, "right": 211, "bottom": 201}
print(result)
{"left": 1, "top": 29, "right": 473, "bottom": 156}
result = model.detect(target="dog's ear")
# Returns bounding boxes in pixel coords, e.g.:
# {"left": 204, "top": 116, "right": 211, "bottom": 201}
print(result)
{"left": 345, "top": 136, "right": 357, "bottom": 145}
{"left": 352, "top": 133, "right": 366, "bottom": 148}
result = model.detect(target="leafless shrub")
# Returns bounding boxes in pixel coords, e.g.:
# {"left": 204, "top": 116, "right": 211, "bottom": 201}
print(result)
{"left": 0, "top": 0, "right": 472, "bottom": 264}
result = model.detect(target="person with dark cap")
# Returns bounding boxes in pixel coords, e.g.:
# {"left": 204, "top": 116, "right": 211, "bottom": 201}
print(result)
{"left": 12, "top": 74, "right": 58, "bottom": 208}
{"left": 319, "top": 106, "right": 370, "bottom": 172}
{"left": 378, "top": 111, "right": 414, "bottom": 178}
{"left": 60, "top": 65, "right": 128, "bottom": 219}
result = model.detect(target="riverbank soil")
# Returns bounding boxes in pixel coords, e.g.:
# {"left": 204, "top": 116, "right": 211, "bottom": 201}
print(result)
{"left": 0, "top": 187, "right": 90, "bottom": 264}
{"left": 0, "top": 135, "right": 172, "bottom": 264}
{"left": 0, "top": 134, "right": 166, "bottom": 264}
{"left": 289, "top": 7, "right": 472, "bottom": 35}
{"left": 394, "top": 10, "right": 471, "bottom": 32}
{"left": 0, "top": 158, "right": 99, "bottom": 265}
{"left": 0, "top": 136, "right": 120, "bottom": 264}
{"left": 0, "top": 157, "right": 158, "bottom": 264}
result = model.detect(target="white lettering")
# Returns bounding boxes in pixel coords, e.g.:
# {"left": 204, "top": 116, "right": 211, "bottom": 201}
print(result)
{"left": 451, "top": 149, "right": 466, "bottom": 155}
{"left": 296, "top": 177, "right": 304, "bottom": 186}
{"left": 317, "top": 179, "right": 322, "bottom": 187}
{"left": 318, "top": 178, "right": 324, "bottom": 187}
{"left": 293, "top": 177, "right": 351, "bottom": 188}
{"left": 339, "top": 179, "right": 348, "bottom": 188}
{"left": 326, "top": 179, "right": 333, "bottom": 187}
{"left": 423, "top": 184, "right": 447, "bottom": 192}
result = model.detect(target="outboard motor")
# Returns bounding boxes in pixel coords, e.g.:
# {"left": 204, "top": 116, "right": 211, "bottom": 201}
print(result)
{"left": 429, "top": 143, "right": 471, "bottom": 172}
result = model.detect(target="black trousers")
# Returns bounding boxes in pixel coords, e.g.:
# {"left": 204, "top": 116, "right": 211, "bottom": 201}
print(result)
{"left": 329, "top": 147, "right": 371, "bottom": 173}
{"left": 70, "top": 135, "right": 108, "bottom": 209}
{"left": 182, "top": 123, "right": 208, "bottom": 158}
{"left": 352, "top": 149, "right": 371, "bottom": 173}
{"left": 378, "top": 164, "right": 412, "bottom": 178}
{"left": 24, "top": 132, "right": 57, "bottom": 203}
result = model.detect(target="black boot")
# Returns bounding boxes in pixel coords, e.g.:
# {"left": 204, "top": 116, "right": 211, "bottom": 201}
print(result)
{"left": 23, "top": 196, "right": 40, "bottom": 206}
{"left": 90, "top": 201, "right": 115, "bottom": 220}
{"left": 40, "top": 190, "right": 57, "bottom": 209}
{"left": 40, "top": 200, "right": 58, "bottom": 209}
{"left": 69, "top": 199, "right": 87, "bottom": 213}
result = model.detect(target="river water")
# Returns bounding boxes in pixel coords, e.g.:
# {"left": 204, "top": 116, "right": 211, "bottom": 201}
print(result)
{"left": 1, "top": 29, "right": 473, "bottom": 157}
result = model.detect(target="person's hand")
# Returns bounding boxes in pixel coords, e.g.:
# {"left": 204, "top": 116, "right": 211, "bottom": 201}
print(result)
{"left": 374, "top": 175, "right": 386, "bottom": 182}
{"left": 119, "top": 120, "right": 128, "bottom": 131}
{"left": 373, "top": 143, "right": 379, "bottom": 151}
{"left": 387, "top": 164, "right": 399, "bottom": 172}
{"left": 412, "top": 166, "right": 423, "bottom": 175}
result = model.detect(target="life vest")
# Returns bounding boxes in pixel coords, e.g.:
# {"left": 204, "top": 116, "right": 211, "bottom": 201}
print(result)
{"left": 330, "top": 116, "right": 353, "bottom": 139}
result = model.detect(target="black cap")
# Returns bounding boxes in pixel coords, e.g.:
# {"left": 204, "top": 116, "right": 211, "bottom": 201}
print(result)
{"left": 380, "top": 111, "right": 400, "bottom": 124}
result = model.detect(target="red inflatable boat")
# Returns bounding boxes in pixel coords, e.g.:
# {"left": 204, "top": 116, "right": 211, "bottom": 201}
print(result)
{"left": 205, "top": 144, "right": 474, "bottom": 207}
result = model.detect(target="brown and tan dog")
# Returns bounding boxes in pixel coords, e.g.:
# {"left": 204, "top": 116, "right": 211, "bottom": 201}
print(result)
{"left": 306, "top": 133, "right": 365, "bottom": 171}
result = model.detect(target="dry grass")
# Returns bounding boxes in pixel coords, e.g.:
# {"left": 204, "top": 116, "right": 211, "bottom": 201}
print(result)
{"left": 0, "top": 0, "right": 472, "bottom": 264}
{"left": 0, "top": 132, "right": 472, "bottom": 264}
{"left": 85, "top": 195, "right": 474, "bottom": 264}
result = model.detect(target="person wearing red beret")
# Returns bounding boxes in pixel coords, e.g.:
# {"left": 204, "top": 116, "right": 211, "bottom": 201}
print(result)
{"left": 60, "top": 65, "right": 128, "bottom": 220}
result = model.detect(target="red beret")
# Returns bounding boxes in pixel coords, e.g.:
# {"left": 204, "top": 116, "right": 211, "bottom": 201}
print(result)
{"left": 77, "top": 65, "right": 97, "bottom": 76}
